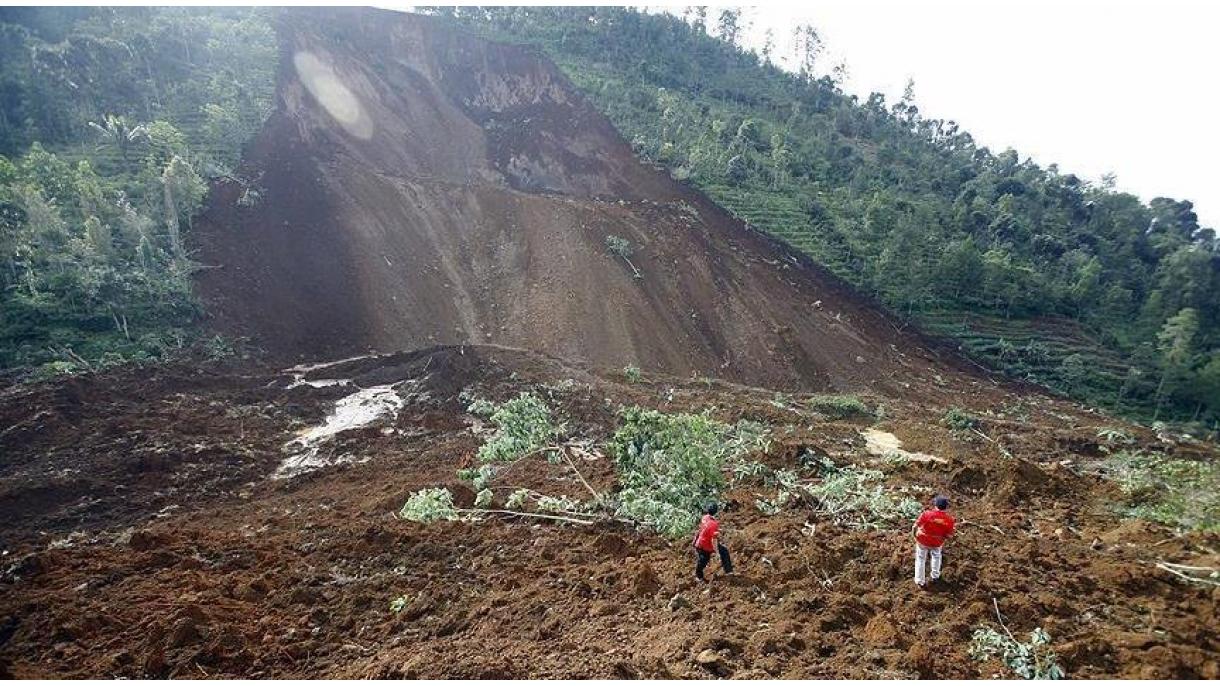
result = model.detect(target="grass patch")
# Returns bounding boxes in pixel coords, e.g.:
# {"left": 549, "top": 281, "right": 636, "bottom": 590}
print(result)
{"left": 942, "top": 406, "right": 981, "bottom": 432}
{"left": 807, "top": 394, "right": 871, "bottom": 419}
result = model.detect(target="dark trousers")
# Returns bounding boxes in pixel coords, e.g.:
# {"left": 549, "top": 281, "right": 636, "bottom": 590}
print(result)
{"left": 695, "top": 543, "right": 733, "bottom": 580}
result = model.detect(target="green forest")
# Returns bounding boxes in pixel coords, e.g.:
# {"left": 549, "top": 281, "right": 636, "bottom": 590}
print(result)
{"left": 0, "top": 7, "right": 274, "bottom": 374}
{"left": 437, "top": 7, "right": 1220, "bottom": 427}
{"left": 1, "top": 7, "right": 1217, "bottom": 430}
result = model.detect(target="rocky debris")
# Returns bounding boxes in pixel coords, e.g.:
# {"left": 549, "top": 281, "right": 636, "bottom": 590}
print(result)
{"left": 695, "top": 648, "right": 729, "bottom": 675}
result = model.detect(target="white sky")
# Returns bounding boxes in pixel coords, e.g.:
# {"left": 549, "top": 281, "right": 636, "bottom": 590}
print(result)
{"left": 659, "top": 1, "right": 1218, "bottom": 227}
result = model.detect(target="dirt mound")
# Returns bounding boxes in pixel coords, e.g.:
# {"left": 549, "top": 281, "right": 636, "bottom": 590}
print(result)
{"left": 193, "top": 7, "right": 967, "bottom": 394}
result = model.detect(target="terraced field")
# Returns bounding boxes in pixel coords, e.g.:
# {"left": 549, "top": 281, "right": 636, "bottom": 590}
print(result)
{"left": 915, "top": 311, "right": 1157, "bottom": 411}
{"left": 696, "top": 182, "right": 858, "bottom": 277}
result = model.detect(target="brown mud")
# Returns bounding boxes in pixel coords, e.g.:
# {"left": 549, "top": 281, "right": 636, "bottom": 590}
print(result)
{"left": 1, "top": 346, "right": 1216, "bottom": 678}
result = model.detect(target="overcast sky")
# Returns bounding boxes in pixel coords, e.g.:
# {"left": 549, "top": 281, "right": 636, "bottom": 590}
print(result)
{"left": 650, "top": 1, "right": 1218, "bottom": 227}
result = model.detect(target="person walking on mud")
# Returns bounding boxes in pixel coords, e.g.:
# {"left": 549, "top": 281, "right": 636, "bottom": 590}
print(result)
{"left": 694, "top": 502, "right": 733, "bottom": 582}
{"left": 912, "top": 495, "right": 955, "bottom": 588}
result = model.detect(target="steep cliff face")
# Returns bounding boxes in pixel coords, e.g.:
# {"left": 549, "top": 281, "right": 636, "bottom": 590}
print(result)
{"left": 194, "top": 8, "right": 964, "bottom": 392}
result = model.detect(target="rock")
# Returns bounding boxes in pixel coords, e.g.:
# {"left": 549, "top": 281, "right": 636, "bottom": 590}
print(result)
{"left": 630, "top": 562, "right": 660, "bottom": 597}
{"left": 128, "top": 530, "right": 166, "bottom": 552}
{"left": 863, "top": 613, "right": 900, "bottom": 647}
{"left": 695, "top": 649, "right": 728, "bottom": 676}
{"left": 142, "top": 645, "right": 167, "bottom": 677}
{"left": 288, "top": 586, "right": 320, "bottom": 605}
{"left": 668, "top": 594, "right": 690, "bottom": 611}
{"left": 167, "top": 617, "right": 201, "bottom": 648}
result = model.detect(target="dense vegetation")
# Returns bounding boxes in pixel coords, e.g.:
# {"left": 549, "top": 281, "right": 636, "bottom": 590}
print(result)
{"left": 0, "top": 8, "right": 275, "bottom": 374}
{"left": 438, "top": 7, "right": 1220, "bottom": 427}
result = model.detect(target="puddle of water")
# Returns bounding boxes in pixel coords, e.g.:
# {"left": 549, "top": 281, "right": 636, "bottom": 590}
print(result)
{"left": 283, "top": 354, "right": 378, "bottom": 390}
{"left": 287, "top": 377, "right": 352, "bottom": 390}
{"left": 276, "top": 384, "right": 405, "bottom": 478}
{"left": 861, "top": 429, "right": 946, "bottom": 464}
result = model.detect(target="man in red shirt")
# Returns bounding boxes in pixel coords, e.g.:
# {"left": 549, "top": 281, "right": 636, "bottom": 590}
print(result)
{"left": 693, "top": 503, "right": 733, "bottom": 582}
{"left": 912, "top": 495, "right": 955, "bottom": 587}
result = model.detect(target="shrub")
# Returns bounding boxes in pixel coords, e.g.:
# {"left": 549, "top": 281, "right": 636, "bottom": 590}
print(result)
{"left": 468, "top": 392, "right": 562, "bottom": 463}
{"left": 804, "top": 464, "right": 921, "bottom": 528}
{"left": 474, "top": 488, "right": 493, "bottom": 508}
{"left": 969, "top": 627, "right": 1065, "bottom": 680}
{"left": 1104, "top": 451, "right": 1219, "bottom": 531}
{"left": 505, "top": 488, "right": 531, "bottom": 509}
{"left": 457, "top": 464, "right": 496, "bottom": 490}
{"left": 807, "top": 394, "right": 871, "bottom": 419}
{"left": 1096, "top": 426, "right": 1134, "bottom": 449}
{"left": 609, "top": 406, "right": 767, "bottom": 537}
{"left": 622, "top": 364, "right": 642, "bottom": 383}
{"left": 942, "top": 406, "right": 981, "bottom": 432}
{"left": 399, "top": 488, "right": 458, "bottom": 522}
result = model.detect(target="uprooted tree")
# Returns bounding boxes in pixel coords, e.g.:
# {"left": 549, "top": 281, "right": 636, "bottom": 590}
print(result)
{"left": 605, "top": 234, "right": 642, "bottom": 279}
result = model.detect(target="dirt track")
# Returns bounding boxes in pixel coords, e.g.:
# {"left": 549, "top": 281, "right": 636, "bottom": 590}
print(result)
{"left": 192, "top": 8, "right": 971, "bottom": 393}
{"left": 1, "top": 347, "right": 1216, "bottom": 678}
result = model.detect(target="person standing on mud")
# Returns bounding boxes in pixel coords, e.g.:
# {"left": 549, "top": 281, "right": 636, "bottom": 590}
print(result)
{"left": 693, "top": 502, "right": 733, "bottom": 582}
{"left": 912, "top": 495, "right": 955, "bottom": 588}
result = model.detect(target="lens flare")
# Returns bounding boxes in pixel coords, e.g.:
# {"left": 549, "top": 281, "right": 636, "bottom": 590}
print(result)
{"left": 294, "top": 51, "right": 373, "bottom": 140}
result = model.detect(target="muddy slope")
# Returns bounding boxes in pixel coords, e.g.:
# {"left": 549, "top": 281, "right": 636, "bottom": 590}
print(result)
{"left": 193, "top": 8, "right": 965, "bottom": 393}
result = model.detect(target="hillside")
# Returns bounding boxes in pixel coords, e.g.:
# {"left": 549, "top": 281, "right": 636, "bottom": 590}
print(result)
{"left": 192, "top": 8, "right": 967, "bottom": 394}
{"left": 442, "top": 7, "right": 1220, "bottom": 426}
{"left": 0, "top": 7, "right": 1217, "bottom": 681}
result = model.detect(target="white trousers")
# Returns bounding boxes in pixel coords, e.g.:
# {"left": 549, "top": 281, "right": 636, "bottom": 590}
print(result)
{"left": 914, "top": 542, "right": 943, "bottom": 584}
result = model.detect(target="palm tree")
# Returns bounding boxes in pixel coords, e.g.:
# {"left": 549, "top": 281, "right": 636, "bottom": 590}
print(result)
{"left": 87, "top": 114, "right": 149, "bottom": 162}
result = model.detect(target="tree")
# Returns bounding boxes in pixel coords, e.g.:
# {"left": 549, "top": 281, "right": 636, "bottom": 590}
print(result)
{"left": 725, "top": 155, "right": 748, "bottom": 185}
{"left": 1154, "top": 308, "right": 1199, "bottom": 420}
{"left": 792, "top": 24, "right": 822, "bottom": 82}
{"left": 159, "top": 154, "right": 205, "bottom": 262}
{"left": 87, "top": 114, "right": 148, "bottom": 162}
{"left": 715, "top": 8, "right": 741, "bottom": 47}
{"left": 760, "top": 28, "right": 775, "bottom": 65}
{"left": 1060, "top": 353, "right": 1089, "bottom": 395}
{"left": 605, "top": 234, "right": 641, "bottom": 279}
{"left": 1189, "top": 352, "right": 1220, "bottom": 424}
{"left": 937, "top": 236, "right": 983, "bottom": 301}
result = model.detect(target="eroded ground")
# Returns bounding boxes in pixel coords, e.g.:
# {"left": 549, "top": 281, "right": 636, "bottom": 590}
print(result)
{"left": 1, "top": 346, "right": 1217, "bottom": 678}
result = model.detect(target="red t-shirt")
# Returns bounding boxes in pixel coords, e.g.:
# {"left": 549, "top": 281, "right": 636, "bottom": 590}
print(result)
{"left": 693, "top": 514, "right": 719, "bottom": 551}
{"left": 915, "top": 509, "right": 955, "bottom": 547}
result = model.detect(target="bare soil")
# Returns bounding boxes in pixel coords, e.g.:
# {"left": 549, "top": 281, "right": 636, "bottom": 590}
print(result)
{"left": 1, "top": 346, "right": 1216, "bottom": 678}
{"left": 192, "top": 8, "right": 974, "bottom": 394}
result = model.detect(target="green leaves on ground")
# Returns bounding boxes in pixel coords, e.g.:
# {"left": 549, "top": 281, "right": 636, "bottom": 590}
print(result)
{"left": 970, "top": 627, "right": 1065, "bottom": 680}
{"left": 609, "top": 406, "right": 767, "bottom": 537}
{"left": 398, "top": 488, "right": 458, "bottom": 523}
{"left": 1103, "top": 450, "right": 1219, "bottom": 531}
{"left": 467, "top": 391, "right": 563, "bottom": 463}
{"left": 736, "top": 452, "right": 920, "bottom": 528}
